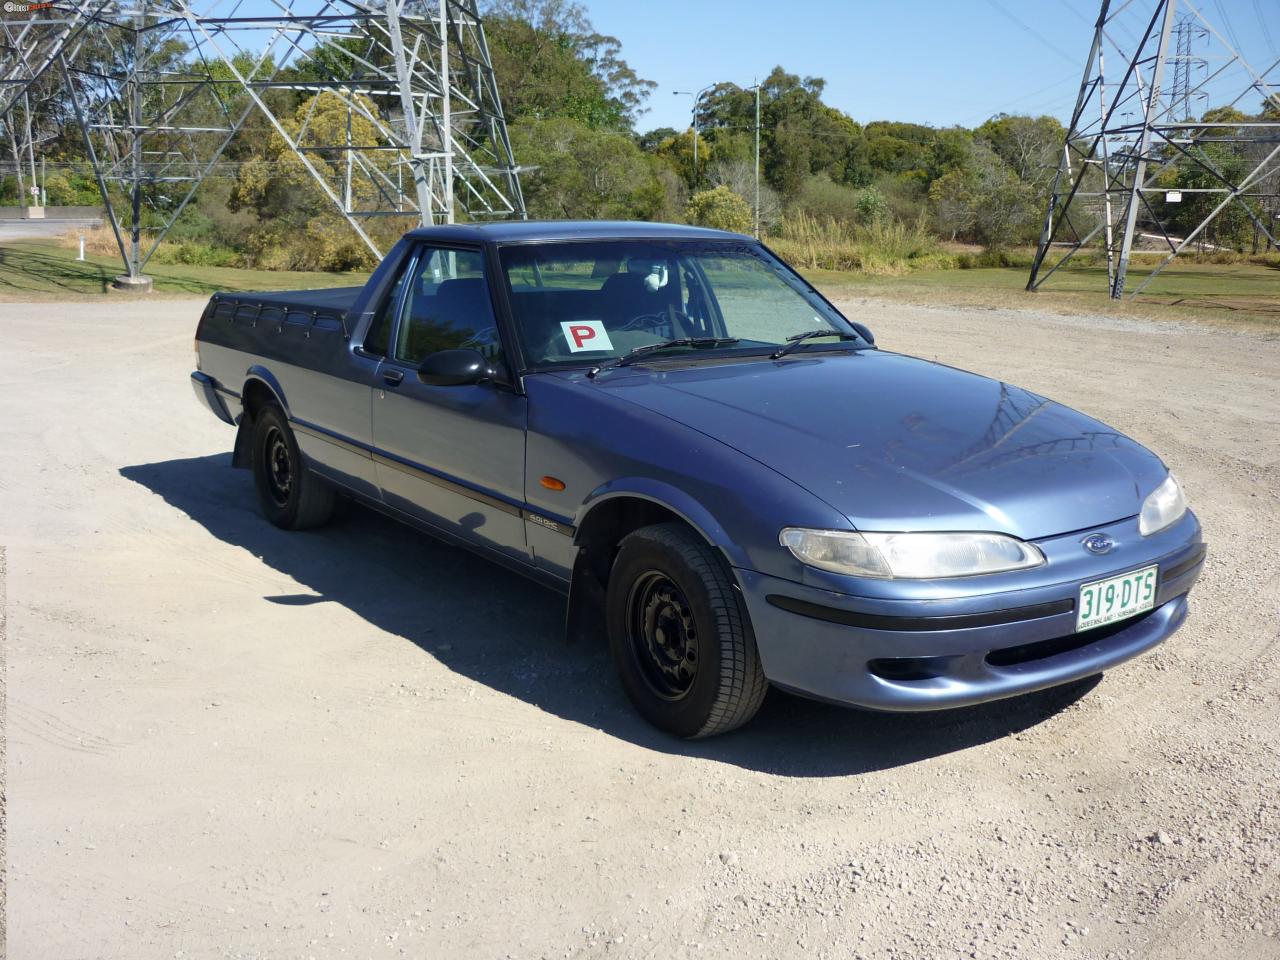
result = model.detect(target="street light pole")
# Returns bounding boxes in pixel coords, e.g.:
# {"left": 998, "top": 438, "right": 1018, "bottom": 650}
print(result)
{"left": 747, "top": 82, "right": 757, "bottom": 240}
{"left": 673, "top": 84, "right": 715, "bottom": 189}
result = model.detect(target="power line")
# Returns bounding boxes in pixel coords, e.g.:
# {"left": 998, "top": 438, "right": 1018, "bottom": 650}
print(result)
{"left": 1212, "top": 0, "right": 1245, "bottom": 54}
{"left": 960, "top": 71, "right": 1083, "bottom": 126}
{"left": 983, "top": 0, "right": 1080, "bottom": 64}
{"left": 1251, "top": 0, "right": 1277, "bottom": 58}
{"left": 1052, "top": 0, "right": 1093, "bottom": 28}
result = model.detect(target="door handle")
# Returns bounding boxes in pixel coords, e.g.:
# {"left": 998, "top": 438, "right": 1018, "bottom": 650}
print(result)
{"left": 382, "top": 368, "right": 405, "bottom": 387}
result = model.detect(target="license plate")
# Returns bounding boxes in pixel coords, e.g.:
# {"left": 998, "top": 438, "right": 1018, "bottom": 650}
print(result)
{"left": 1077, "top": 564, "right": 1158, "bottom": 632}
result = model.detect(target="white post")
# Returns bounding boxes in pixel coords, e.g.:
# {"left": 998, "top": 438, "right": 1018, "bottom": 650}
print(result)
{"left": 78, "top": 234, "right": 86, "bottom": 261}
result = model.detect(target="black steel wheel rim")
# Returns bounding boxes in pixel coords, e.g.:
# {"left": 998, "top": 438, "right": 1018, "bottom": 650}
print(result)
{"left": 264, "top": 425, "right": 293, "bottom": 507}
{"left": 626, "top": 570, "right": 699, "bottom": 700}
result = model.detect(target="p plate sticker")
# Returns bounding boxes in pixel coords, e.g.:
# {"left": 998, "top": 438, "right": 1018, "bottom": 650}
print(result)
{"left": 561, "top": 320, "right": 613, "bottom": 353}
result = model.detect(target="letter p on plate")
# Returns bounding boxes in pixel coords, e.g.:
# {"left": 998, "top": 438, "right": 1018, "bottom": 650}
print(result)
{"left": 561, "top": 320, "right": 613, "bottom": 354}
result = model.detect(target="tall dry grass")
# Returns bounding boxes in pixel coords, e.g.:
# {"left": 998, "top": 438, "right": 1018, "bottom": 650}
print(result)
{"left": 58, "top": 222, "right": 244, "bottom": 267}
{"left": 59, "top": 222, "right": 153, "bottom": 257}
{"left": 767, "top": 211, "right": 956, "bottom": 275}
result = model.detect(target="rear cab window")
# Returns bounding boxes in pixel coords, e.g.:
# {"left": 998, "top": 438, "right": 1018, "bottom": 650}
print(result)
{"left": 363, "top": 246, "right": 503, "bottom": 369}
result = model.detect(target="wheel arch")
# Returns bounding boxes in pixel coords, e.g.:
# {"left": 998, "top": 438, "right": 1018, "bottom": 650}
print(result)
{"left": 232, "top": 368, "right": 289, "bottom": 469}
{"left": 241, "top": 365, "right": 289, "bottom": 418}
{"left": 564, "top": 482, "right": 745, "bottom": 644}
{"left": 575, "top": 483, "right": 741, "bottom": 573}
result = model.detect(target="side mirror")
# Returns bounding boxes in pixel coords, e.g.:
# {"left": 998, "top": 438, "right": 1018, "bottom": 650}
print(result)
{"left": 417, "top": 348, "right": 492, "bottom": 386}
{"left": 851, "top": 322, "right": 875, "bottom": 345}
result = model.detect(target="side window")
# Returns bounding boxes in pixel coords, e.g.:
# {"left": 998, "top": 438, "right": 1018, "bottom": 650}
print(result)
{"left": 392, "top": 248, "right": 502, "bottom": 366}
{"left": 363, "top": 267, "right": 406, "bottom": 357}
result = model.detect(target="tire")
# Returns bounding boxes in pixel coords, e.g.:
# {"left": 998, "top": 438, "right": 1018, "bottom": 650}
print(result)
{"left": 250, "top": 404, "right": 336, "bottom": 530}
{"left": 606, "top": 522, "right": 767, "bottom": 738}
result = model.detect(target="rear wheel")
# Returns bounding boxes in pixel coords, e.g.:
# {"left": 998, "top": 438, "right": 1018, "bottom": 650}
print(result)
{"left": 606, "top": 522, "right": 767, "bottom": 738}
{"left": 251, "top": 404, "right": 336, "bottom": 530}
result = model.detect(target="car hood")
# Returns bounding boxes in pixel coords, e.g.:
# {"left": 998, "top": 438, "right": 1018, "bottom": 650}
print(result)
{"left": 579, "top": 351, "right": 1167, "bottom": 541}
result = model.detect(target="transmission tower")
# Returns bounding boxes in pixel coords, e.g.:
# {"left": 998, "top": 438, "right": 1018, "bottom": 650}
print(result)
{"left": 0, "top": 0, "right": 525, "bottom": 286}
{"left": 1027, "top": 0, "right": 1280, "bottom": 300}
{"left": 1169, "top": 15, "right": 1209, "bottom": 120}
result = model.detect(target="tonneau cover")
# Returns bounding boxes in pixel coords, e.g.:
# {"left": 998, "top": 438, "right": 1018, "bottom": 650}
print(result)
{"left": 221, "top": 286, "right": 364, "bottom": 314}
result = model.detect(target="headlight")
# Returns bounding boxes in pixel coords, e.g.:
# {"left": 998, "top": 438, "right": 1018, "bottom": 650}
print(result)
{"left": 1139, "top": 473, "right": 1187, "bottom": 536}
{"left": 778, "top": 528, "right": 1044, "bottom": 579}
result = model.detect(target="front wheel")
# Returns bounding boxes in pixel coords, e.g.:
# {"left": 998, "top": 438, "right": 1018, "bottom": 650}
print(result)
{"left": 250, "top": 404, "right": 336, "bottom": 530}
{"left": 606, "top": 523, "right": 767, "bottom": 738}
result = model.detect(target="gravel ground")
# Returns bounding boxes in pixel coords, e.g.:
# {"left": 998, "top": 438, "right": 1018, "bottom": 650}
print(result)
{"left": 1, "top": 294, "right": 1277, "bottom": 960}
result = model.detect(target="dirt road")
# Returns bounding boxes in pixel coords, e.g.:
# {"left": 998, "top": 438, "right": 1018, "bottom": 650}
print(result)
{"left": 2, "top": 294, "right": 1277, "bottom": 959}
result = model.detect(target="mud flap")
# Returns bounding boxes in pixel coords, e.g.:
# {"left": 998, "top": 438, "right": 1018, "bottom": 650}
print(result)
{"left": 231, "top": 412, "right": 254, "bottom": 469}
{"left": 565, "top": 547, "right": 606, "bottom": 645}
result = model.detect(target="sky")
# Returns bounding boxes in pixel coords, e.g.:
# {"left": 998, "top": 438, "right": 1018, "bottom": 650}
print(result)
{"left": 586, "top": 0, "right": 1280, "bottom": 133}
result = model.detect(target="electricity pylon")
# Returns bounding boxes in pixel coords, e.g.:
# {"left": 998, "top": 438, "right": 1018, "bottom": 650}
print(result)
{"left": 1027, "top": 0, "right": 1279, "bottom": 299}
{"left": 0, "top": 0, "right": 525, "bottom": 283}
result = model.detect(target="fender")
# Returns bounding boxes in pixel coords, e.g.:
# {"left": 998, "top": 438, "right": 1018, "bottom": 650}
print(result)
{"left": 564, "top": 478, "right": 745, "bottom": 645}
{"left": 243, "top": 364, "right": 290, "bottom": 416}
{"left": 575, "top": 477, "right": 745, "bottom": 569}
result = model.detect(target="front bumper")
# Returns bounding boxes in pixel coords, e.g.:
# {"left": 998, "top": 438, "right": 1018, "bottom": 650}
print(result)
{"left": 737, "top": 512, "right": 1205, "bottom": 711}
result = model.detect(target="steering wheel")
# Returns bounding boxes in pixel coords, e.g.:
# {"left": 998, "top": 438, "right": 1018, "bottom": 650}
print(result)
{"left": 617, "top": 310, "right": 694, "bottom": 335}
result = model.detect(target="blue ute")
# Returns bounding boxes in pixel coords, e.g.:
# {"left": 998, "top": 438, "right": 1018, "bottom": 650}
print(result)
{"left": 192, "top": 221, "right": 1206, "bottom": 737}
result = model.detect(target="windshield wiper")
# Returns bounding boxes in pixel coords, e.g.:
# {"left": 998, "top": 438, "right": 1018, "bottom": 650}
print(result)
{"left": 587, "top": 337, "right": 740, "bottom": 378}
{"left": 770, "top": 328, "right": 860, "bottom": 360}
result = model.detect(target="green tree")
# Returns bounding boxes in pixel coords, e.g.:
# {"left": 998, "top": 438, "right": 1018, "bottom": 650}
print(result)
{"left": 693, "top": 67, "right": 860, "bottom": 197}
{"left": 975, "top": 114, "right": 1064, "bottom": 192}
{"left": 928, "top": 169, "right": 976, "bottom": 241}
{"left": 481, "top": 0, "right": 654, "bottom": 130}
{"left": 509, "top": 117, "right": 661, "bottom": 219}
{"left": 230, "top": 91, "right": 390, "bottom": 269}
{"left": 967, "top": 145, "right": 1038, "bottom": 247}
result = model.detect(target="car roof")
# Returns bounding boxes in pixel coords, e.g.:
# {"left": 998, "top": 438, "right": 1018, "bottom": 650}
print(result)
{"left": 403, "top": 219, "right": 751, "bottom": 245}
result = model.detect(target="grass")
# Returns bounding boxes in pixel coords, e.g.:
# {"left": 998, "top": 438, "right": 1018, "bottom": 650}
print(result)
{"left": 0, "top": 238, "right": 368, "bottom": 300}
{"left": 810, "top": 258, "right": 1280, "bottom": 332}
{"left": 0, "top": 235, "right": 1275, "bottom": 333}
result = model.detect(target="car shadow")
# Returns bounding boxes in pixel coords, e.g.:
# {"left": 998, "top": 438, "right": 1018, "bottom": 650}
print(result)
{"left": 121, "top": 454, "right": 1100, "bottom": 778}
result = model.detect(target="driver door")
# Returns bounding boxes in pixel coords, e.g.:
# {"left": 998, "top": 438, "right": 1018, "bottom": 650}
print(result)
{"left": 370, "top": 244, "right": 529, "bottom": 563}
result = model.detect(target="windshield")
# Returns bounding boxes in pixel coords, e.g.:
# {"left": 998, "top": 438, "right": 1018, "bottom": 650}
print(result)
{"left": 498, "top": 240, "right": 860, "bottom": 367}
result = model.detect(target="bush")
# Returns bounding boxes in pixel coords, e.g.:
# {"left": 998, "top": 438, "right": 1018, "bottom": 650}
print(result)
{"left": 790, "top": 177, "right": 889, "bottom": 227}
{"left": 854, "top": 186, "right": 889, "bottom": 224}
{"left": 955, "top": 248, "right": 1035, "bottom": 269}
{"left": 685, "top": 185, "right": 753, "bottom": 233}
{"left": 40, "top": 169, "right": 102, "bottom": 206}
{"left": 791, "top": 177, "right": 864, "bottom": 224}
{"left": 150, "top": 241, "right": 242, "bottom": 268}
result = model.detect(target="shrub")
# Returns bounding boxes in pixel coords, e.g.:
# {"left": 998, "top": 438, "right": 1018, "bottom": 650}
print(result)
{"left": 854, "top": 186, "right": 889, "bottom": 224}
{"left": 685, "top": 185, "right": 753, "bottom": 233}
{"left": 955, "top": 248, "right": 1035, "bottom": 269}
{"left": 150, "top": 241, "right": 242, "bottom": 267}
{"left": 791, "top": 177, "right": 890, "bottom": 227}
